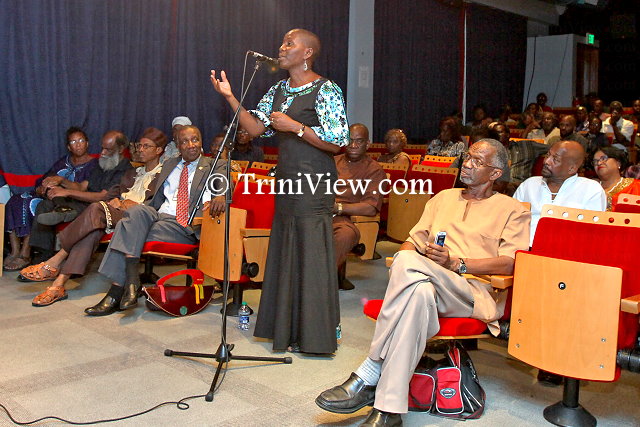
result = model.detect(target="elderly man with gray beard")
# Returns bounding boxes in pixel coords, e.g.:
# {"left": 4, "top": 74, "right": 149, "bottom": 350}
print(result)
{"left": 28, "top": 130, "right": 133, "bottom": 264}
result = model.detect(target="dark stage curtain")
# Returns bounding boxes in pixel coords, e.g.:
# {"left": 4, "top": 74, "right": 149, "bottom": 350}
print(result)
{"left": 465, "top": 3, "right": 527, "bottom": 120}
{"left": 0, "top": 0, "right": 348, "bottom": 192}
{"left": 373, "top": 0, "right": 462, "bottom": 142}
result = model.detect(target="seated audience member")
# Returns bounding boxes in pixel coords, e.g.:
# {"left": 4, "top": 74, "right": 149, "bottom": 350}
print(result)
{"left": 624, "top": 99, "right": 640, "bottom": 124}
{"left": 21, "top": 128, "right": 167, "bottom": 306}
{"left": 516, "top": 110, "right": 536, "bottom": 130}
{"left": 377, "top": 129, "right": 411, "bottom": 170}
{"left": 536, "top": 92, "right": 553, "bottom": 112}
{"left": 602, "top": 101, "right": 635, "bottom": 150}
{"left": 316, "top": 139, "right": 530, "bottom": 426}
{"left": 210, "top": 132, "right": 243, "bottom": 173}
{"left": 585, "top": 116, "right": 607, "bottom": 152}
{"left": 497, "top": 103, "right": 517, "bottom": 126}
{"left": 524, "top": 111, "right": 560, "bottom": 144}
{"left": 514, "top": 140, "right": 606, "bottom": 245}
{"left": 84, "top": 125, "right": 227, "bottom": 316}
{"left": 465, "top": 104, "right": 492, "bottom": 132}
{"left": 547, "top": 115, "right": 588, "bottom": 148}
{"left": 593, "top": 98, "right": 609, "bottom": 122}
{"left": 593, "top": 146, "right": 640, "bottom": 211}
{"left": 161, "top": 116, "right": 192, "bottom": 162}
{"left": 526, "top": 102, "right": 542, "bottom": 118}
{"left": 29, "top": 131, "right": 133, "bottom": 264}
{"left": 487, "top": 123, "right": 514, "bottom": 194}
{"left": 426, "top": 117, "right": 466, "bottom": 165}
{"left": 626, "top": 164, "right": 640, "bottom": 179}
{"left": 230, "top": 126, "right": 264, "bottom": 163}
{"left": 3, "top": 127, "right": 98, "bottom": 271}
{"left": 574, "top": 105, "right": 590, "bottom": 133}
{"left": 333, "top": 124, "right": 386, "bottom": 290}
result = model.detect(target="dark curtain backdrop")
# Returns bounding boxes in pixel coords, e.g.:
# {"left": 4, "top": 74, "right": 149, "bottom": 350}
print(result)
{"left": 465, "top": 3, "right": 527, "bottom": 120}
{"left": 373, "top": 0, "right": 462, "bottom": 142}
{"left": 0, "top": 0, "right": 348, "bottom": 192}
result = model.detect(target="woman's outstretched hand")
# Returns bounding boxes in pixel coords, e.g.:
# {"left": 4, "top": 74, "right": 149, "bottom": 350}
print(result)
{"left": 210, "top": 70, "right": 234, "bottom": 99}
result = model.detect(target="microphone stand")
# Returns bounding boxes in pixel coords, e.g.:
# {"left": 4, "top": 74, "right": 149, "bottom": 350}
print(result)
{"left": 164, "top": 55, "right": 291, "bottom": 402}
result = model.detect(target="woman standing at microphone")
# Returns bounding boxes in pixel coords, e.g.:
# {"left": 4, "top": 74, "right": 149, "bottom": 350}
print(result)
{"left": 211, "top": 28, "right": 348, "bottom": 354}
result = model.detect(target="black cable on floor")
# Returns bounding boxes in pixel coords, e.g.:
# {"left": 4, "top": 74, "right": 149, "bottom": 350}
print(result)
{"left": 0, "top": 394, "right": 206, "bottom": 425}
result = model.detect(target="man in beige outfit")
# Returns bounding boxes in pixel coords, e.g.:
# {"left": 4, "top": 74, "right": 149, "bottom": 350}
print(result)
{"left": 316, "top": 139, "right": 530, "bottom": 427}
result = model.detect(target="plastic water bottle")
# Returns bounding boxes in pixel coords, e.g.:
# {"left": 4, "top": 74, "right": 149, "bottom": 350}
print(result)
{"left": 238, "top": 302, "right": 250, "bottom": 331}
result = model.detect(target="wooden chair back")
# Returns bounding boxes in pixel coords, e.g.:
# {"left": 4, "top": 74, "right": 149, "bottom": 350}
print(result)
{"left": 509, "top": 205, "right": 640, "bottom": 381}
{"left": 420, "top": 155, "right": 457, "bottom": 168}
{"left": 263, "top": 154, "right": 278, "bottom": 164}
{"left": 244, "top": 161, "right": 273, "bottom": 177}
{"left": 614, "top": 193, "right": 640, "bottom": 213}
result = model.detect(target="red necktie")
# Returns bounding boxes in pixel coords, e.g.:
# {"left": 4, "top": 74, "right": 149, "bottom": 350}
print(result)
{"left": 176, "top": 161, "right": 190, "bottom": 227}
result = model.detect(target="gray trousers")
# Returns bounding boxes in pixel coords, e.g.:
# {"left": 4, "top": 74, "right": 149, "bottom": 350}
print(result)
{"left": 369, "top": 250, "right": 476, "bottom": 414}
{"left": 98, "top": 204, "right": 197, "bottom": 286}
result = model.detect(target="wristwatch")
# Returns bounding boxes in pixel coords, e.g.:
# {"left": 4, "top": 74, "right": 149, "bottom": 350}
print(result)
{"left": 337, "top": 202, "right": 343, "bottom": 215}
{"left": 296, "top": 124, "right": 306, "bottom": 137}
{"left": 457, "top": 258, "right": 467, "bottom": 275}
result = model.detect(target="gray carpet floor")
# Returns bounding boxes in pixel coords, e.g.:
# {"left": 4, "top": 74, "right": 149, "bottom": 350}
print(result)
{"left": 1, "top": 240, "right": 639, "bottom": 426}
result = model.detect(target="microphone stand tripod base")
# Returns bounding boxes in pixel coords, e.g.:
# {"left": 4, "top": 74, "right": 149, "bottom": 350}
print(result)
{"left": 164, "top": 343, "right": 293, "bottom": 402}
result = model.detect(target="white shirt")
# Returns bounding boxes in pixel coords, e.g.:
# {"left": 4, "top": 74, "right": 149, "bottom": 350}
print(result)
{"left": 158, "top": 156, "right": 211, "bottom": 216}
{"left": 513, "top": 175, "right": 606, "bottom": 246}
{"left": 526, "top": 127, "right": 560, "bottom": 144}
{"left": 601, "top": 117, "right": 634, "bottom": 141}
{"left": 120, "top": 164, "right": 162, "bottom": 204}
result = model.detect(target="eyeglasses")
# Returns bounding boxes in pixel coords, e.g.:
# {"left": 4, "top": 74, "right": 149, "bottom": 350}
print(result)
{"left": 136, "top": 142, "right": 157, "bottom": 151}
{"left": 592, "top": 155, "right": 610, "bottom": 166}
{"left": 68, "top": 138, "right": 86, "bottom": 145}
{"left": 461, "top": 153, "right": 498, "bottom": 169}
{"left": 348, "top": 138, "right": 368, "bottom": 147}
{"left": 179, "top": 137, "right": 200, "bottom": 146}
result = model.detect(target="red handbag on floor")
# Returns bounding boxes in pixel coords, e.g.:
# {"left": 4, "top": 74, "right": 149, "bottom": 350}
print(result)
{"left": 143, "top": 269, "right": 214, "bottom": 316}
{"left": 408, "top": 341, "right": 486, "bottom": 420}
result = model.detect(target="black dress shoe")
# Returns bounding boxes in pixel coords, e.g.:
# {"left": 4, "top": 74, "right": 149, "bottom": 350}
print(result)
{"left": 119, "top": 283, "right": 141, "bottom": 310}
{"left": 537, "top": 369, "right": 563, "bottom": 387}
{"left": 85, "top": 295, "right": 120, "bottom": 316}
{"left": 360, "top": 408, "right": 402, "bottom": 427}
{"left": 315, "top": 372, "right": 376, "bottom": 414}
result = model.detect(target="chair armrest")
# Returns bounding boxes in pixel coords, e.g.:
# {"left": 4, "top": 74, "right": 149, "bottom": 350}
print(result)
{"left": 240, "top": 228, "right": 271, "bottom": 237}
{"left": 351, "top": 214, "right": 380, "bottom": 223}
{"left": 192, "top": 217, "right": 203, "bottom": 226}
{"left": 465, "top": 274, "right": 513, "bottom": 289}
{"left": 386, "top": 255, "right": 513, "bottom": 289}
{"left": 621, "top": 294, "right": 640, "bottom": 314}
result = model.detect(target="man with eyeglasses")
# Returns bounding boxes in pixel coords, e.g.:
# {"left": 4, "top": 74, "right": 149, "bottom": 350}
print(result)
{"left": 230, "top": 125, "right": 264, "bottom": 163}
{"left": 84, "top": 125, "right": 227, "bottom": 316}
{"left": 21, "top": 128, "right": 167, "bottom": 307}
{"left": 29, "top": 130, "right": 133, "bottom": 264}
{"left": 333, "top": 123, "right": 385, "bottom": 290}
{"left": 317, "top": 139, "right": 530, "bottom": 426}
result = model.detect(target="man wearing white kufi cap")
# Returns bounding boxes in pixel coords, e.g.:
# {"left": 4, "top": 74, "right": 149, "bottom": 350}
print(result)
{"left": 161, "top": 116, "right": 193, "bottom": 162}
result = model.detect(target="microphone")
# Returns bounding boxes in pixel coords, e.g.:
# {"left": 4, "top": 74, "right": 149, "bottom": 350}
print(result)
{"left": 248, "top": 51, "right": 279, "bottom": 69}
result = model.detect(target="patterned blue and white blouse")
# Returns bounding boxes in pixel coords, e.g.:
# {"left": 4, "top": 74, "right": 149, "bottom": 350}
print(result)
{"left": 249, "top": 78, "right": 349, "bottom": 147}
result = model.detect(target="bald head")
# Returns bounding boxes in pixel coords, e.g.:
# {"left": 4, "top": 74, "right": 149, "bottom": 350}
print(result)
{"left": 349, "top": 123, "right": 369, "bottom": 140}
{"left": 541, "top": 140, "right": 585, "bottom": 182}
{"left": 289, "top": 28, "right": 321, "bottom": 61}
{"left": 553, "top": 141, "right": 586, "bottom": 168}
{"left": 558, "top": 115, "right": 577, "bottom": 138}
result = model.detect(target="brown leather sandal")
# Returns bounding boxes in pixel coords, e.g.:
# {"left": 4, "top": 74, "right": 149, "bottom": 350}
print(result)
{"left": 32, "top": 286, "right": 68, "bottom": 307}
{"left": 19, "top": 263, "right": 59, "bottom": 282}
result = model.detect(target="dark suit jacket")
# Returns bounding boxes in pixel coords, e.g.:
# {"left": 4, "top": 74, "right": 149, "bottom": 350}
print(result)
{"left": 147, "top": 155, "right": 228, "bottom": 220}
